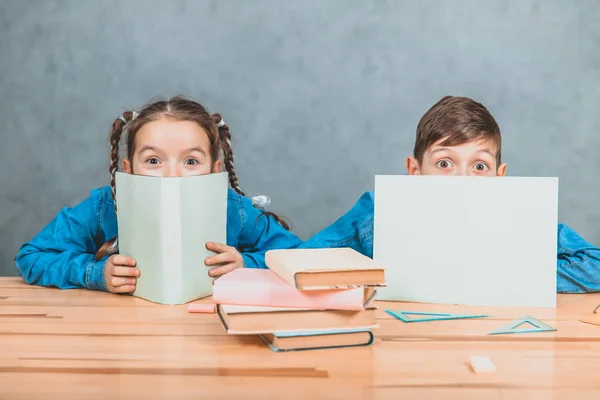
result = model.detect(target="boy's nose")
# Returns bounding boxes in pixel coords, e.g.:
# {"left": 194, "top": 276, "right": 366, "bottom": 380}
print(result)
{"left": 455, "top": 165, "right": 476, "bottom": 176}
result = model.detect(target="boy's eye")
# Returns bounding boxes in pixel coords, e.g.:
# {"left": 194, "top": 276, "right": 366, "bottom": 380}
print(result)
{"left": 145, "top": 157, "right": 160, "bottom": 165}
{"left": 184, "top": 158, "right": 199, "bottom": 165}
{"left": 474, "top": 162, "right": 489, "bottom": 172}
{"left": 436, "top": 159, "right": 453, "bottom": 169}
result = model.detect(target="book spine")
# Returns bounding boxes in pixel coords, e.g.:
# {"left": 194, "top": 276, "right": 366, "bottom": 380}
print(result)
{"left": 161, "top": 179, "right": 183, "bottom": 304}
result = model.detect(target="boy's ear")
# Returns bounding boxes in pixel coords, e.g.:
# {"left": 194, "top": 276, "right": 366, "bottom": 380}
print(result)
{"left": 406, "top": 156, "right": 421, "bottom": 175}
{"left": 497, "top": 162, "right": 507, "bottom": 176}
{"left": 123, "top": 159, "right": 132, "bottom": 174}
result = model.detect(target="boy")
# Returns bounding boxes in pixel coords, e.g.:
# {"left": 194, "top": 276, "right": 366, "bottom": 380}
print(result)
{"left": 299, "top": 96, "right": 600, "bottom": 293}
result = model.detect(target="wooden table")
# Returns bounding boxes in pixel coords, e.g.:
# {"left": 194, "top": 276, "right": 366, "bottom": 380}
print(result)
{"left": 2, "top": 277, "right": 600, "bottom": 399}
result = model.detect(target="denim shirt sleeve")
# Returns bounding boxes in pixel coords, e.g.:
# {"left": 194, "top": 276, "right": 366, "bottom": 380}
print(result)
{"left": 298, "top": 191, "right": 375, "bottom": 258}
{"left": 226, "top": 191, "right": 302, "bottom": 269}
{"left": 14, "top": 189, "right": 108, "bottom": 291}
{"left": 556, "top": 223, "right": 600, "bottom": 293}
{"left": 294, "top": 192, "right": 600, "bottom": 294}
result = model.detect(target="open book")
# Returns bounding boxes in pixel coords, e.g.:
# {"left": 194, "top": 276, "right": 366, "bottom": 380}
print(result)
{"left": 115, "top": 172, "right": 228, "bottom": 305}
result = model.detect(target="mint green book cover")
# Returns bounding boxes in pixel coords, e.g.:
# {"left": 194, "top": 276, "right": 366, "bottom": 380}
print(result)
{"left": 115, "top": 172, "right": 228, "bottom": 305}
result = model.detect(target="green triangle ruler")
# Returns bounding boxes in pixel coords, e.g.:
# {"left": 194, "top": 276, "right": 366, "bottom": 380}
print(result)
{"left": 488, "top": 315, "right": 556, "bottom": 335}
{"left": 386, "top": 310, "right": 490, "bottom": 323}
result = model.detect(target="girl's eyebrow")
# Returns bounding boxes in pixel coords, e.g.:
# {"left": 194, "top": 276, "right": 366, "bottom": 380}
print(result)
{"left": 186, "top": 147, "right": 207, "bottom": 155}
{"left": 138, "top": 145, "right": 159, "bottom": 154}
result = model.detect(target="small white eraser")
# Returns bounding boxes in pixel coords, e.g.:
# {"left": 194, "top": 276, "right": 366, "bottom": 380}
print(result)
{"left": 469, "top": 356, "right": 497, "bottom": 373}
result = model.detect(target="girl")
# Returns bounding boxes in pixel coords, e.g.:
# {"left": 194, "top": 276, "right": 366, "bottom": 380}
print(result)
{"left": 15, "top": 96, "right": 301, "bottom": 294}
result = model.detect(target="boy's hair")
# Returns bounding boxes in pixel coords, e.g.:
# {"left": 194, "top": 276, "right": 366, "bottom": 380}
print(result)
{"left": 413, "top": 96, "right": 502, "bottom": 165}
{"left": 95, "top": 96, "right": 290, "bottom": 260}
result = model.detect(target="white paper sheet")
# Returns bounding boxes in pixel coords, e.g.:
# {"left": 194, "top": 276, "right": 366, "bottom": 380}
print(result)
{"left": 373, "top": 175, "right": 558, "bottom": 308}
{"left": 115, "top": 172, "right": 228, "bottom": 305}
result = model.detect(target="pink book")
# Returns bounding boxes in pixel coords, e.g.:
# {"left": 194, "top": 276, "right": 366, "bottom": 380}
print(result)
{"left": 212, "top": 268, "right": 376, "bottom": 311}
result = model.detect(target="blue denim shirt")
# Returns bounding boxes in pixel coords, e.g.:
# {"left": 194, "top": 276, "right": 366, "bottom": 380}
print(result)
{"left": 15, "top": 186, "right": 302, "bottom": 291}
{"left": 299, "top": 191, "right": 600, "bottom": 294}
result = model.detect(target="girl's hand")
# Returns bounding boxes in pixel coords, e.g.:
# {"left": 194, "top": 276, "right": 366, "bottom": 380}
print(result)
{"left": 104, "top": 255, "right": 140, "bottom": 293}
{"left": 204, "top": 242, "right": 244, "bottom": 277}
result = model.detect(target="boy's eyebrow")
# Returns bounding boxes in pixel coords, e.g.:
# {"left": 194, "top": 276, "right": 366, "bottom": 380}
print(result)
{"left": 429, "top": 147, "right": 454, "bottom": 154}
{"left": 429, "top": 147, "right": 496, "bottom": 157}
{"left": 475, "top": 149, "right": 495, "bottom": 157}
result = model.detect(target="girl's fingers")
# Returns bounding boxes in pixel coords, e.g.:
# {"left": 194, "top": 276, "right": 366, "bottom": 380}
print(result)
{"left": 205, "top": 241, "right": 233, "bottom": 253}
{"left": 112, "top": 284, "right": 136, "bottom": 294}
{"left": 205, "top": 252, "right": 236, "bottom": 266}
{"left": 110, "top": 276, "right": 136, "bottom": 288}
{"left": 208, "top": 263, "right": 239, "bottom": 277}
{"left": 111, "top": 255, "right": 137, "bottom": 267}
{"left": 112, "top": 266, "right": 141, "bottom": 277}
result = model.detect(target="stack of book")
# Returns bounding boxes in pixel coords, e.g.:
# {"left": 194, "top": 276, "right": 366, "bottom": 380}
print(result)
{"left": 212, "top": 248, "right": 386, "bottom": 352}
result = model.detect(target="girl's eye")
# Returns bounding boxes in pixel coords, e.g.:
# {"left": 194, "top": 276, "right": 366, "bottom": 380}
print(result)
{"left": 145, "top": 157, "right": 160, "bottom": 165}
{"left": 474, "top": 162, "right": 489, "bottom": 171}
{"left": 185, "top": 158, "right": 199, "bottom": 165}
{"left": 436, "top": 159, "right": 453, "bottom": 169}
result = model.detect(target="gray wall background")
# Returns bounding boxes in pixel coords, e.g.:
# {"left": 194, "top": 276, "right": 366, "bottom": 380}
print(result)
{"left": 1, "top": 0, "right": 599, "bottom": 276}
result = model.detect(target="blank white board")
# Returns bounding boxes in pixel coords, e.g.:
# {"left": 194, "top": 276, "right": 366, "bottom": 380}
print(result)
{"left": 373, "top": 175, "right": 558, "bottom": 308}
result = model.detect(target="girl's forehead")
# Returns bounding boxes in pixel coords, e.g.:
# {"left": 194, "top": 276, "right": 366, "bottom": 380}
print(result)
{"left": 131, "top": 119, "right": 213, "bottom": 155}
{"left": 135, "top": 120, "right": 210, "bottom": 143}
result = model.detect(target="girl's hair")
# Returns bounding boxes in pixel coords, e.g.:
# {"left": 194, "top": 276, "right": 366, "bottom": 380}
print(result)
{"left": 94, "top": 96, "right": 290, "bottom": 260}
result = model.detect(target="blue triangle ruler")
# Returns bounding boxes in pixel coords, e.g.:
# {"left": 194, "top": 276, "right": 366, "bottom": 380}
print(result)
{"left": 386, "top": 310, "right": 490, "bottom": 323}
{"left": 488, "top": 315, "right": 556, "bottom": 335}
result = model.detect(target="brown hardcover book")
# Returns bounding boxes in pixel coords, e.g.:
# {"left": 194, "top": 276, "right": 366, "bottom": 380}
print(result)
{"left": 265, "top": 248, "right": 386, "bottom": 290}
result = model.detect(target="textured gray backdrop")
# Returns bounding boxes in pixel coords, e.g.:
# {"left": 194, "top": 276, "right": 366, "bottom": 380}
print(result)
{"left": 2, "top": 0, "right": 599, "bottom": 276}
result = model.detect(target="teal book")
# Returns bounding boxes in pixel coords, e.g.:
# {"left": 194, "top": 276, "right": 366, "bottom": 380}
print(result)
{"left": 259, "top": 329, "right": 374, "bottom": 352}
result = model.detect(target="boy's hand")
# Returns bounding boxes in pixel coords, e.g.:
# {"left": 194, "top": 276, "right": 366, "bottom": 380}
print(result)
{"left": 104, "top": 255, "right": 140, "bottom": 293}
{"left": 204, "top": 242, "right": 244, "bottom": 277}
